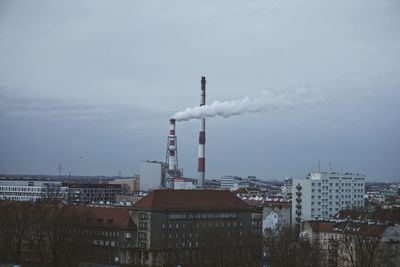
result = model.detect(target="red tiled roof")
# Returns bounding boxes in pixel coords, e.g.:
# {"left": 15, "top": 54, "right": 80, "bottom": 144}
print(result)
{"left": 307, "top": 221, "right": 334, "bottom": 233}
{"left": 335, "top": 210, "right": 370, "bottom": 220}
{"left": 88, "top": 207, "right": 130, "bottom": 228}
{"left": 307, "top": 221, "right": 386, "bottom": 238}
{"left": 76, "top": 206, "right": 134, "bottom": 229}
{"left": 134, "top": 190, "right": 252, "bottom": 211}
{"left": 372, "top": 207, "right": 400, "bottom": 224}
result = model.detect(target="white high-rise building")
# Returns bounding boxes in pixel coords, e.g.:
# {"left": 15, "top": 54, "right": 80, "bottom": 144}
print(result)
{"left": 292, "top": 171, "right": 365, "bottom": 226}
{"left": 139, "top": 160, "right": 166, "bottom": 191}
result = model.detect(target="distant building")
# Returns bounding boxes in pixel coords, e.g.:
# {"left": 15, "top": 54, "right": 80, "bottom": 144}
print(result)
{"left": 0, "top": 179, "right": 68, "bottom": 202}
{"left": 139, "top": 161, "right": 166, "bottom": 191}
{"left": 292, "top": 171, "right": 365, "bottom": 227}
{"left": 173, "top": 177, "right": 196, "bottom": 190}
{"left": 281, "top": 178, "right": 293, "bottom": 200}
{"left": 65, "top": 183, "right": 122, "bottom": 205}
{"left": 109, "top": 175, "right": 140, "bottom": 193}
{"left": 131, "top": 190, "right": 260, "bottom": 266}
{"left": 220, "top": 175, "right": 239, "bottom": 191}
{"left": 262, "top": 201, "right": 291, "bottom": 232}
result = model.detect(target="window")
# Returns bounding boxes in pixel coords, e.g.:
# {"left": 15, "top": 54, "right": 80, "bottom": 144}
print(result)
{"left": 139, "top": 222, "right": 147, "bottom": 230}
{"left": 139, "top": 212, "right": 148, "bottom": 220}
{"left": 139, "top": 232, "right": 147, "bottom": 240}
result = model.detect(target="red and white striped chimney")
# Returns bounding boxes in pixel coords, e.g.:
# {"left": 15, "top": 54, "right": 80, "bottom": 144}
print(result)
{"left": 168, "top": 118, "right": 177, "bottom": 173}
{"left": 198, "top": 76, "right": 206, "bottom": 188}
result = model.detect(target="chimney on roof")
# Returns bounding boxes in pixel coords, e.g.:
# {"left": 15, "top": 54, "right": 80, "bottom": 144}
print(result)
{"left": 198, "top": 76, "right": 206, "bottom": 189}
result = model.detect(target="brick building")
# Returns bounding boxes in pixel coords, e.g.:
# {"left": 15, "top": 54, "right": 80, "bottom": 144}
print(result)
{"left": 131, "top": 189, "right": 261, "bottom": 266}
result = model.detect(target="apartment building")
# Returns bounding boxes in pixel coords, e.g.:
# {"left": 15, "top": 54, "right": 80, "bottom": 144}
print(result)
{"left": 292, "top": 171, "right": 365, "bottom": 226}
{"left": 301, "top": 220, "right": 400, "bottom": 267}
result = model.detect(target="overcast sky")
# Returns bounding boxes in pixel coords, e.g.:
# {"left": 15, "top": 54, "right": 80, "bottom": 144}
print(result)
{"left": 0, "top": 0, "right": 399, "bottom": 181}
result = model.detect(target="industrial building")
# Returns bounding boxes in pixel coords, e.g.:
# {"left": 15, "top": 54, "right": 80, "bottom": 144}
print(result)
{"left": 292, "top": 171, "right": 365, "bottom": 227}
{"left": 0, "top": 179, "right": 68, "bottom": 202}
{"left": 139, "top": 160, "right": 166, "bottom": 191}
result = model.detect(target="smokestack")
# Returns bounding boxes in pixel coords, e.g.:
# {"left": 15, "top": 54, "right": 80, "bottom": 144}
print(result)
{"left": 198, "top": 76, "right": 206, "bottom": 188}
{"left": 168, "top": 118, "right": 177, "bottom": 173}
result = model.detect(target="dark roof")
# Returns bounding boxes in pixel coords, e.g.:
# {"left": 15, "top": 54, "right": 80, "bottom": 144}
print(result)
{"left": 372, "top": 207, "right": 400, "bottom": 224}
{"left": 134, "top": 190, "right": 252, "bottom": 211}
{"left": 306, "top": 221, "right": 387, "bottom": 238}
{"left": 307, "top": 221, "right": 334, "bottom": 233}
{"left": 335, "top": 210, "right": 370, "bottom": 221}
{"left": 263, "top": 201, "right": 291, "bottom": 209}
{"left": 81, "top": 207, "right": 134, "bottom": 229}
{"left": 335, "top": 208, "right": 400, "bottom": 225}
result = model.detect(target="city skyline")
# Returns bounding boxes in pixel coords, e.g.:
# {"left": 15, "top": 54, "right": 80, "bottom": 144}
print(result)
{"left": 0, "top": 0, "right": 399, "bottom": 181}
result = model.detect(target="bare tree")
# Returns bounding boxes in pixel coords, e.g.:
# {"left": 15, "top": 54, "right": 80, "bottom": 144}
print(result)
{"left": 263, "top": 227, "right": 322, "bottom": 267}
{"left": 337, "top": 228, "right": 398, "bottom": 267}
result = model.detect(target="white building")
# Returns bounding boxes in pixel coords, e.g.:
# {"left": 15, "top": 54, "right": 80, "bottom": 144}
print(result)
{"left": 220, "top": 175, "right": 239, "bottom": 191}
{"left": 281, "top": 178, "right": 293, "bottom": 200}
{"left": 262, "top": 201, "right": 291, "bottom": 233}
{"left": 173, "top": 178, "right": 196, "bottom": 190}
{"left": 0, "top": 179, "right": 68, "bottom": 202}
{"left": 292, "top": 171, "right": 365, "bottom": 226}
{"left": 139, "top": 160, "right": 166, "bottom": 191}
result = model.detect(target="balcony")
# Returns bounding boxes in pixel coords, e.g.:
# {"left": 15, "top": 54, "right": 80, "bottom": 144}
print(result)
{"left": 296, "top": 210, "right": 302, "bottom": 216}
{"left": 296, "top": 197, "right": 302, "bottom": 203}
{"left": 296, "top": 191, "right": 302, "bottom": 197}
{"left": 296, "top": 184, "right": 302, "bottom": 190}
{"left": 296, "top": 204, "right": 302, "bottom": 209}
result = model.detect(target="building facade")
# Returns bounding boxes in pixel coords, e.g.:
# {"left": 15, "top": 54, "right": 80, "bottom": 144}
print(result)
{"left": 0, "top": 179, "right": 68, "bottom": 202}
{"left": 292, "top": 171, "right": 365, "bottom": 227}
{"left": 262, "top": 201, "right": 291, "bottom": 233}
{"left": 0, "top": 202, "right": 136, "bottom": 267}
{"left": 301, "top": 220, "right": 400, "bottom": 267}
{"left": 139, "top": 161, "right": 166, "bottom": 191}
{"left": 131, "top": 190, "right": 260, "bottom": 266}
{"left": 220, "top": 175, "right": 239, "bottom": 191}
{"left": 65, "top": 183, "right": 122, "bottom": 205}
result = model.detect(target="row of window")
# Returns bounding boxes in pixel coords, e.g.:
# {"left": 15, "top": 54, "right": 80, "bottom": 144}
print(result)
{"left": 311, "top": 182, "right": 364, "bottom": 187}
{"left": 161, "top": 221, "right": 243, "bottom": 230}
{"left": 0, "top": 187, "right": 44, "bottom": 192}
{"left": 161, "top": 231, "right": 242, "bottom": 240}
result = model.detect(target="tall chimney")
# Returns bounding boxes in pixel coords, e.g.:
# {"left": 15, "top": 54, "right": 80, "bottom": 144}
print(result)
{"left": 168, "top": 118, "right": 177, "bottom": 173}
{"left": 198, "top": 76, "right": 206, "bottom": 188}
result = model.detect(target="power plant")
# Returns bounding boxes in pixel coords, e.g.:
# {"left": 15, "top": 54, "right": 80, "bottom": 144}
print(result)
{"left": 198, "top": 76, "right": 206, "bottom": 189}
{"left": 165, "top": 76, "right": 206, "bottom": 189}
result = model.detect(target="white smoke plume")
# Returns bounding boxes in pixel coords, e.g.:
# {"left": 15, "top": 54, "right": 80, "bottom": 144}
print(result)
{"left": 172, "top": 88, "right": 320, "bottom": 121}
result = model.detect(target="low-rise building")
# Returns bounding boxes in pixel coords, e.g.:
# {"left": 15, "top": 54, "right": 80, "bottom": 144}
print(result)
{"left": 301, "top": 220, "right": 400, "bottom": 267}
{"left": 262, "top": 201, "right": 291, "bottom": 233}
{"left": 64, "top": 183, "right": 122, "bottom": 205}
{"left": 0, "top": 179, "right": 68, "bottom": 202}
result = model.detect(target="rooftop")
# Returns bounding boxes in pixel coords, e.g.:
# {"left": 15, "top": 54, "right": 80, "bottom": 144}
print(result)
{"left": 134, "top": 189, "right": 252, "bottom": 211}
